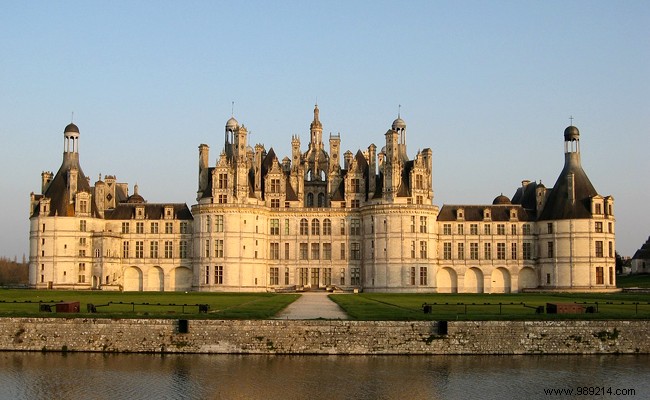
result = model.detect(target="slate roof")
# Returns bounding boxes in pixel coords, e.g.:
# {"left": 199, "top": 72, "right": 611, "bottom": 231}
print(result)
{"left": 104, "top": 203, "right": 193, "bottom": 220}
{"left": 511, "top": 181, "right": 540, "bottom": 212}
{"left": 632, "top": 237, "right": 650, "bottom": 261}
{"left": 437, "top": 204, "right": 535, "bottom": 222}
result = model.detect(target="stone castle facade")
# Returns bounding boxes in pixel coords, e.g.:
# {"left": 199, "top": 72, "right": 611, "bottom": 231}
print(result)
{"left": 29, "top": 105, "right": 617, "bottom": 292}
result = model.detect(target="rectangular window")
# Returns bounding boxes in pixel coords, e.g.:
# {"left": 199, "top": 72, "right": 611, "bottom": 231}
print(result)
{"left": 323, "top": 243, "right": 332, "bottom": 260}
{"left": 470, "top": 243, "right": 479, "bottom": 260}
{"left": 269, "top": 242, "right": 279, "bottom": 260}
{"left": 205, "top": 239, "right": 210, "bottom": 258}
{"left": 351, "top": 178, "right": 361, "bottom": 193}
{"left": 164, "top": 241, "right": 173, "bottom": 258}
{"left": 301, "top": 219, "right": 309, "bottom": 235}
{"left": 443, "top": 242, "right": 451, "bottom": 260}
{"left": 179, "top": 241, "right": 188, "bottom": 259}
{"left": 150, "top": 222, "right": 159, "bottom": 234}
{"left": 299, "top": 268, "right": 309, "bottom": 285}
{"left": 420, "top": 241, "right": 428, "bottom": 259}
{"left": 522, "top": 224, "right": 531, "bottom": 235}
{"left": 323, "top": 219, "right": 332, "bottom": 235}
{"left": 323, "top": 268, "right": 331, "bottom": 286}
{"left": 150, "top": 241, "right": 159, "bottom": 258}
{"left": 595, "top": 203, "right": 602, "bottom": 214}
{"left": 547, "top": 241, "right": 554, "bottom": 258}
{"left": 547, "top": 223, "right": 553, "bottom": 234}
{"left": 215, "top": 239, "right": 224, "bottom": 258}
{"left": 410, "top": 216, "right": 416, "bottom": 233}
{"left": 340, "top": 243, "right": 346, "bottom": 260}
{"left": 497, "top": 243, "right": 506, "bottom": 260}
{"left": 311, "top": 243, "right": 320, "bottom": 260}
{"left": 270, "top": 178, "right": 281, "bottom": 193}
{"left": 218, "top": 173, "right": 228, "bottom": 189}
{"left": 596, "top": 266, "right": 604, "bottom": 284}
{"left": 351, "top": 199, "right": 360, "bottom": 208}
{"left": 511, "top": 243, "right": 517, "bottom": 260}
{"left": 351, "top": 219, "right": 361, "bottom": 235}
{"left": 419, "top": 267, "right": 428, "bottom": 285}
{"left": 350, "top": 243, "right": 361, "bottom": 260}
{"left": 284, "top": 219, "right": 290, "bottom": 235}
{"left": 608, "top": 241, "right": 613, "bottom": 258}
{"left": 609, "top": 267, "right": 614, "bottom": 285}
{"left": 218, "top": 194, "right": 227, "bottom": 204}
{"left": 411, "top": 241, "right": 416, "bottom": 259}
{"left": 135, "top": 241, "right": 144, "bottom": 258}
{"left": 80, "top": 220, "right": 87, "bottom": 232}
{"left": 215, "top": 265, "right": 223, "bottom": 284}
{"left": 351, "top": 267, "right": 360, "bottom": 286}
{"left": 595, "top": 222, "right": 603, "bottom": 233}
{"left": 270, "top": 199, "right": 280, "bottom": 208}
{"left": 165, "top": 222, "right": 173, "bottom": 234}
{"left": 410, "top": 267, "right": 416, "bottom": 286}
{"left": 443, "top": 224, "right": 451, "bottom": 235}
{"left": 270, "top": 219, "right": 280, "bottom": 235}
{"left": 215, "top": 215, "right": 223, "bottom": 232}
{"left": 457, "top": 224, "right": 464, "bottom": 235}
{"left": 497, "top": 224, "right": 505, "bottom": 235}
{"left": 122, "top": 241, "right": 129, "bottom": 258}
{"left": 121, "top": 222, "right": 130, "bottom": 234}
{"left": 300, "top": 243, "right": 308, "bottom": 260}
{"left": 608, "top": 222, "right": 613, "bottom": 233}
{"left": 136, "top": 222, "right": 144, "bottom": 234}
{"left": 511, "top": 224, "right": 517, "bottom": 235}
{"left": 523, "top": 242, "right": 532, "bottom": 260}
{"left": 180, "top": 221, "right": 189, "bottom": 234}
{"left": 284, "top": 243, "right": 290, "bottom": 260}
{"left": 285, "top": 268, "right": 290, "bottom": 285}
{"left": 470, "top": 224, "right": 478, "bottom": 235}
{"left": 484, "top": 224, "right": 491, "bottom": 235}
{"left": 340, "top": 268, "right": 346, "bottom": 285}
{"left": 420, "top": 216, "right": 427, "bottom": 233}
{"left": 270, "top": 267, "right": 279, "bottom": 285}
{"left": 484, "top": 242, "right": 491, "bottom": 260}
{"left": 415, "top": 174, "right": 423, "bottom": 190}
{"left": 457, "top": 242, "right": 465, "bottom": 260}
{"left": 595, "top": 241, "right": 603, "bottom": 257}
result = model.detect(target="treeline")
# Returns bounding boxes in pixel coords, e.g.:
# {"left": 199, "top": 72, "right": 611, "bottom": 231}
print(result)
{"left": 0, "top": 257, "right": 29, "bottom": 285}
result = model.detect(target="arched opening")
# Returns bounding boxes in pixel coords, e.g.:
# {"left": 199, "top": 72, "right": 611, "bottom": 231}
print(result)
{"left": 436, "top": 267, "right": 458, "bottom": 293}
{"left": 307, "top": 193, "right": 314, "bottom": 207}
{"left": 124, "top": 266, "right": 143, "bottom": 291}
{"left": 464, "top": 267, "right": 484, "bottom": 293}
{"left": 317, "top": 192, "right": 325, "bottom": 207}
{"left": 518, "top": 267, "right": 538, "bottom": 291}
{"left": 490, "top": 267, "right": 511, "bottom": 293}
{"left": 171, "top": 266, "right": 193, "bottom": 291}
{"left": 146, "top": 266, "right": 164, "bottom": 291}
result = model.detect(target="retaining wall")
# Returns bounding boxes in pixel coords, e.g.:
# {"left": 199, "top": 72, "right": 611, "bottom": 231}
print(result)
{"left": 2, "top": 318, "right": 650, "bottom": 355}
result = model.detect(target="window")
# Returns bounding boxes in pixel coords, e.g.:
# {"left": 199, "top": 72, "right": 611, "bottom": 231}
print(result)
{"left": 311, "top": 243, "right": 320, "bottom": 260}
{"left": 457, "top": 224, "right": 464, "bottom": 235}
{"left": 323, "top": 243, "right": 332, "bottom": 260}
{"left": 79, "top": 237, "right": 86, "bottom": 246}
{"left": 164, "top": 241, "right": 173, "bottom": 258}
{"left": 484, "top": 243, "right": 491, "bottom": 260}
{"left": 340, "top": 268, "right": 346, "bottom": 285}
{"left": 150, "top": 222, "right": 159, "bottom": 234}
{"left": 410, "top": 267, "right": 416, "bottom": 286}
{"left": 511, "top": 224, "right": 517, "bottom": 235}
{"left": 311, "top": 219, "right": 320, "bottom": 235}
{"left": 215, "top": 239, "right": 224, "bottom": 258}
{"left": 307, "top": 193, "right": 314, "bottom": 207}
{"left": 523, "top": 242, "right": 532, "bottom": 260}
{"left": 410, "top": 216, "right": 416, "bottom": 233}
{"left": 595, "top": 241, "right": 603, "bottom": 257}
{"left": 215, "top": 215, "right": 223, "bottom": 232}
{"left": 470, "top": 224, "right": 478, "bottom": 235}
{"left": 180, "top": 241, "right": 188, "bottom": 259}
{"left": 608, "top": 222, "right": 613, "bottom": 233}
{"left": 609, "top": 241, "right": 613, "bottom": 258}
{"left": 78, "top": 263, "right": 85, "bottom": 271}
{"left": 457, "top": 243, "right": 465, "bottom": 260}
{"left": 415, "top": 174, "right": 423, "bottom": 190}
{"left": 136, "top": 222, "right": 144, "bottom": 234}
{"left": 285, "top": 268, "right": 290, "bottom": 285}
{"left": 121, "top": 222, "right": 130, "bottom": 234}
{"left": 270, "top": 267, "right": 279, "bottom": 285}
{"left": 79, "top": 249, "right": 86, "bottom": 257}
{"left": 284, "top": 243, "right": 290, "bottom": 260}
{"left": 205, "top": 239, "right": 210, "bottom": 258}
{"left": 420, "top": 216, "right": 427, "bottom": 233}
{"left": 80, "top": 220, "right": 87, "bottom": 232}
{"left": 270, "top": 178, "right": 281, "bottom": 193}
{"left": 284, "top": 219, "right": 290, "bottom": 235}
{"left": 443, "top": 242, "right": 451, "bottom": 260}
{"left": 470, "top": 243, "right": 479, "bottom": 260}
{"left": 218, "top": 194, "right": 227, "bottom": 204}
{"left": 215, "top": 266, "right": 223, "bottom": 284}
{"left": 419, "top": 267, "right": 428, "bottom": 285}
{"left": 595, "top": 222, "right": 603, "bottom": 233}
{"left": 323, "top": 219, "right": 331, "bottom": 235}
{"left": 299, "top": 243, "right": 308, "bottom": 260}
{"left": 270, "top": 243, "right": 280, "bottom": 260}
{"left": 122, "top": 241, "right": 129, "bottom": 258}
{"left": 420, "top": 241, "right": 428, "bottom": 259}
{"left": 497, "top": 224, "right": 505, "bottom": 235}
{"left": 300, "top": 219, "right": 309, "bottom": 235}
{"left": 340, "top": 243, "right": 346, "bottom": 260}
{"left": 270, "top": 219, "right": 280, "bottom": 235}
{"left": 79, "top": 200, "right": 88, "bottom": 213}
{"left": 351, "top": 219, "right": 361, "bottom": 235}
{"left": 511, "top": 243, "right": 517, "bottom": 260}
{"left": 416, "top": 196, "right": 423, "bottom": 205}
{"left": 523, "top": 224, "right": 531, "bottom": 235}
{"left": 351, "top": 199, "right": 360, "bottom": 208}
{"left": 351, "top": 178, "right": 361, "bottom": 193}
{"left": 411, "top": 241, "right": 416, "bottom": 258}
{"left": 547, "top": 241, "right": 554, "bottom": 258}
{"left": 595, "top": 203, "right": 602, "bottom": 214}
{"left": 270, "top": 199, "right": 280, "bottom": 208}
{"left": 609, "top": 267, "right": 614, "bottom": 285}
{"left": 218, "top": 173, "right": 228, "bottom": 189}
{"left": 443, "top": 224, "right": 451, "bottom": 235}
{"left": 165, "top": 222, "right": 173, "bottom": 234}
{"left": 351, "top": 268, "right": 360, "bottom": 286}
{"left": 596, "top": 266, "right": 604, "bottom": 284}
{"left": 135, "top": 241, "right": 144, "bottom": 258}
{"left": 150, "top": 241, "right": 159, "bottom": 258}
{"left": 299, "top": 268, "right": 309, "bottom": 285}
{"left": 546, "top": 273, "right": 551, "bottom": 285}
{"left": 323, "top": 268, "right": 331, "bottom": 286}
{"left": 180, "top": 221, "right": 189, "bottom": 234}
{"left": 484, "top": 224, "right": 491, "bottom": 235}
{"left": 497, "top": 243, "right": 506, "bottom": 260}
{"left": 547, "top": 223, "right": 553, "bottom": 234}
{"left": 351, "top": 243, "right": 361, "bottom": 260}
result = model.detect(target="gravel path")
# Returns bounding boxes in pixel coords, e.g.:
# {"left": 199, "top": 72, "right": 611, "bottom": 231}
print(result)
{"left": 275, "top": 292, "right": 349, "bottom": 320}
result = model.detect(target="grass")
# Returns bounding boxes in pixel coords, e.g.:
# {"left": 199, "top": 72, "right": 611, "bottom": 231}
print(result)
{"left": 617, "top": 274, "right": 650, "bottom": 288}
{"left": 329, "top": 292, "right": 650, "bottom": 321}
{"left": 0, "top": 290, "right": 299, "bottom": 319}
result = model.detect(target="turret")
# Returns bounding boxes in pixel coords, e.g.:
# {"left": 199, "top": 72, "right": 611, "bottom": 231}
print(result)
{"left": 198, "top": 144, "right": 209, "bottom": 198}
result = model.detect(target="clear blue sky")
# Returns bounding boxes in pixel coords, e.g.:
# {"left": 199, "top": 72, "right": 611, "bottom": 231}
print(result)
{"left": 1, "top": 1, "right": 648, "bottom": 258}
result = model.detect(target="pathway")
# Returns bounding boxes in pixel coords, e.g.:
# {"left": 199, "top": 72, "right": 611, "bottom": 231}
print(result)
{"left": 275, "top": 291, "right": 349, "bottom": 320}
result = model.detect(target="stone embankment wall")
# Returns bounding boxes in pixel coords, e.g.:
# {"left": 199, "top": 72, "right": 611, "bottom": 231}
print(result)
{"left": 2, "top": 318, "right": 649, "bottom": 355}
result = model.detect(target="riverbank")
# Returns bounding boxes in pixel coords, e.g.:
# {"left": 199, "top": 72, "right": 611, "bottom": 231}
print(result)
{"left": 2, "top": 318, "right": 649, "bottom": 355}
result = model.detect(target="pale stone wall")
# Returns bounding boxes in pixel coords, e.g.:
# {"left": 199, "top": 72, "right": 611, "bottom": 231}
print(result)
{"left": 2, "top": 318, "right": 649, "bottom": 355}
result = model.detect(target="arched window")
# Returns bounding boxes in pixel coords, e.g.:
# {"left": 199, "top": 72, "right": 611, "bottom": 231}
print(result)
{"left": 323, "top": 219, "right": 332, "bottom": 235}
{"left": 300, "top": 219, "right": 309, "bottom": 235}
{"left": 307, "top": 193, "right": 314, "bottom": 207}
{"left": 317, "top": 193, "right": 325, "bottom": 207}
{"left": 311, "top": 219, "right": 320, "bottom": 235}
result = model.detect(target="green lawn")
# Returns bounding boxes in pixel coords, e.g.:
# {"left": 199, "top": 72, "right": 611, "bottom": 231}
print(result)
{"left": 0, "top": 290, "right": 299, "bottom": 319}
{"left": 329, "top": 292, "right": 650, "bottom": 321}
{"left": 617, "top": 274, "right": 650, "bottom": 288}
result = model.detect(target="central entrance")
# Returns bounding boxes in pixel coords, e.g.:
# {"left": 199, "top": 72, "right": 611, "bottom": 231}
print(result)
{"left": 311, "top": 268, "right": 320, "bottom": 287}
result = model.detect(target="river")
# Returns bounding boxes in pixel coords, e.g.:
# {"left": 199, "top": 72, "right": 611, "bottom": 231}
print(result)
{"left": 0, "top": 352, "right": 646, "bottom": 399}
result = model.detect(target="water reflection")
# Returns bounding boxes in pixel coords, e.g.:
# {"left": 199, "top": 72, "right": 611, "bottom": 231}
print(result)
{"left": 0, "top": 352, "right": 646, "bottom": 399}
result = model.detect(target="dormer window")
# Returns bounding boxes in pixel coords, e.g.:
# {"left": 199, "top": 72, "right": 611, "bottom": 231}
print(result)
{"left": 136, "top": 206, "right": 145, "bottom": 219}
{"left": 456, "top": 208, "right": 464, "bottom": 221}
{"left": 164, "top": 206, "right": 173, "bottom": 219}
{"left": 483, "top": 208, "right": 491, "bottom": 220}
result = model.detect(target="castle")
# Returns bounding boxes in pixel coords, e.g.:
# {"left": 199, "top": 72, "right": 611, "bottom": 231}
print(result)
{"left": 29, "top": 105, "right": 617, "bottom": 292}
